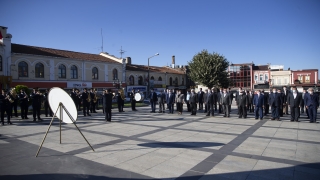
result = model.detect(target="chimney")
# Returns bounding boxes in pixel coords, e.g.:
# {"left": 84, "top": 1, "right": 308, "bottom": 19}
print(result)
{"left": 171, "top": 55, "right": 175, "bottom": 68}
{"left": 126, "top": 57, "right": 131, "bottom": 65}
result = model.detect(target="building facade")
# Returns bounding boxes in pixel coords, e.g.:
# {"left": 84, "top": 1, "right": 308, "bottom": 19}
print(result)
{"left": 252, "top": 65, "right": 270, "bottom": 90}
{"left": 291, "top": 69, "right": 318, "bottom": 87}
{"left": 228, "top": 63, "right": 253, "bottom": 90}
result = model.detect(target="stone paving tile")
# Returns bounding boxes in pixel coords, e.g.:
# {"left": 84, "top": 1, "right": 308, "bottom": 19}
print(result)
{"left": 252, "top": 127, "right": 278, "bottom": 137}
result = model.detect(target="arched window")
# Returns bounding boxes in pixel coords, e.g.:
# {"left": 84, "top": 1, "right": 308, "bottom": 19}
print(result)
{"left": 158, "top": 77, "right": 162, "bottom": 81}
{"left": 58, "top": 64, "right": 66, "bottom": 78}
{"left": 0, "top": 55, "right": 2, "bottom": 71}
{"left": 113, "top": 69, "right": 118, "bottom": 80}
{"left": 138, "top": 76, "right": 143, "bottom": 85}
{"left": 169, "top": 77, "right": 172, "bottom": 86}
{"left": 129, "top": 75, "right": 134, "bottom": 85}
{"left": 18, "top": 61, "right": 28, "bottom": 77}
{"left": 175, "top": 77, "right": 178, "bottom": 85}
{"left": 92, "top": 67, "right": 98, "bottom": 79}
{"left": 70, "top": 65, "right": 78, "bottom": 79}
{"left": 35, "top": 63, "right": 44, "bottom": 78}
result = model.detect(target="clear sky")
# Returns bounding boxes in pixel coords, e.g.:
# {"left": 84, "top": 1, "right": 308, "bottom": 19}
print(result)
{"left": 1, "top": 0, "right": 320, "bottom": 72}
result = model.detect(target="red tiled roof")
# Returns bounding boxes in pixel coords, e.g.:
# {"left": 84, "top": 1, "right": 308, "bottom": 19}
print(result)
{"left": 11, "top": 43, "right": 121, "bottom": 64}
{"left": 126, "top": 64, "right": 185, "bottom": 74}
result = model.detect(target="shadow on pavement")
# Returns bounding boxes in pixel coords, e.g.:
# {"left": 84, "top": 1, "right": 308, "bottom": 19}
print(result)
{"left": 137, "top": 141, "right": 225, "bottom": 149}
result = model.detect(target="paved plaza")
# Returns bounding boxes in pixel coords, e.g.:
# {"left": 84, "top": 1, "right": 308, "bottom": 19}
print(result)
{"left": 0, "top": 104, "right": 320, "bottom": 180}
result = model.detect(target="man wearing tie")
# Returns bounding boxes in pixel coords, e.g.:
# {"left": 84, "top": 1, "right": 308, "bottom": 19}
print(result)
{"left": 269, "top": 88, "right": 282, "bottom": 121}
{"left": 253, "top": 90, "right": 264, "bottom": 120}
{"left": 287, "top": 87, "right": 302, "bottom": 122}
{"left": 190, "top": 89, "right": 198, "bottom": 115}
{"left": 205, "top": 89, "right": 214, "bottom": 117}
{"left": 166, "top": 89, "right": 175, "bottom": 114}
{"left": 304, "top": 88, "right": 319, "bottom": 123}
{"left": 219, "top": 88, "right": 231, "bottom": 117}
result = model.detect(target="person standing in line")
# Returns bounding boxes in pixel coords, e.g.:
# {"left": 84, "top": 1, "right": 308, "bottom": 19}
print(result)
{"left": 262, "top": 90, "right": 269, "bottom": 116}
{"left": 247, "top": 90, "right": 254, "bottom": 113}
{"left": 253, "top": 90, "right": 264, "bottom": 120}
{"left": 217, "top": 88, "right": 223, "bottom": 114}
{"left": 102, "top": 90, "right": 105, "bottom": 114}
{"left": 70, "top": 88, "right": 79, "bottom": 111}
{"left": 30, "top": 88, "right": 43, "bottom": 122}
{"left": 235, "top": 87, "right": 242, "bottom": 115}
{"left": 190, "top": 89, "right": 198, "bottom": 115}
{"left": 304, "top": 88, "right": 319, "bottom": 123}
{"left": 287, "top": 87, "right": 302, "bottom": 122}
{"left": 203, "top": 89, "right": 208, "bottom": 113}
{"left": 167, "top": 89, "right": 175, "bottom": 114}
{"left": 10, "top": 88, "right": 18, "bottom": 118}
{"left": 205, "top": 88, "right": 215, "bottom": 117}
{"left": 186, "top": 90, "right": 191, "bottom": 112}
{"left": 220, "top": 88, "right": 231, "bottom": 117}
{"left": 166, "top": 89, "right": 169, "bottom": 109}
{"left": 237, "top": 90, "right": 248, "bottom": 119}
{"left": 81, "top": 88, "right": 91, "bottom": 117}
{"left": 198, "top": 88, "right": 204, "bottom": 110}
{"left": 300, "top": 89, "right": 307, "bottom": 115}
{"left": 18, "top": 89, "right": 29, "bottom": 120}
{"left": 129, "top": 89, "right": 137, "bottom": 111}
{"left": 149, "top": 89, "right": 158, "bottom": 113}
{"left": 158, "top": 90, "right": 166, "bottom": 113}
{"left": 269, "top": 88, "right": 282, "bottom": 121}
{"left": 282, "top": 86, "right": 289, "bottom": 115}
{"left": 227, "top": 88, "right": 234, "bottom": 113}
{"left": 116, "top": 90, "right": 124, "bottom": 113}
{"left": 104, "top": 89, "right": 113, "bottom": 122}
{"left": 0, "top": 90, "right": 13, "bottom": 125}
{"left": 176, "top": 90, "right": 185, "bottom": 115}
{"left": 43, "top": 88, "right": 53, "bottom": 117}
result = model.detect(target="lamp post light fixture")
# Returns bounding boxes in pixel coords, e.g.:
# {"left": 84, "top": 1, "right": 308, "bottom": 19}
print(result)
{"left": 147, "top": 53, "right": 159, "bottom": 98}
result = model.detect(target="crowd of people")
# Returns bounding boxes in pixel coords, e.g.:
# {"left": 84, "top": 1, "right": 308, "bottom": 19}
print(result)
{"left": 146, "top": 86, "right": 319, "bottom": 123}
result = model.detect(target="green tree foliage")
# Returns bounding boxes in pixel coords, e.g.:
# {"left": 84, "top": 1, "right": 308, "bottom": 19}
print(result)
{"left": 188, "top": 50, "right": 230, "bottom": 88}
{"left": 14, "top": 85, "right": 30, "bottom": 96}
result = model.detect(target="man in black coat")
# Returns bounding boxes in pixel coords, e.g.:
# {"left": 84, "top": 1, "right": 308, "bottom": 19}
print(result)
{"left": 103, "top": 89, "right": 113, "bottom": 122}
{"left": 158, "top": 90, "right": 166, "bottom": 113}
{"left": 287, "top": 87, "right": 302, "bottom": 122}
{"left": 70, "top": 88, "right": 79, "bottom": 111}
{"left": 18, "top": 89, "right": 29, "bottom": 120}
{"left": 43, "top": 89, "right": 53, "bottom": 117}
{"left": 116, "top": 90, "right": 124, "bottom": 112}
{"left": 247, "top": 90, "right": 254, "bottom": 113}
{"left": 129, "top": 89, "right": 137, "bottom": 111}
{"left": 0, "top": 90, "right": 13, "bottom": 125}
{"left": 81, "top": 88, "right": 91, "bottom": 116}
{"left": 205, "top": 88, "right": 216, "bottom": 117}
{"left": 220, "top": 88, "right": 232, "bottom": 117}
{"left": 10, "top": 88, "right": 18, "bottom": 118}
{"left": 197, "top": 88, "right": 204, "bottom": 110}
{"left": 30, "top": 88, "right": 43, "bottom": 122}
{"left": 149, "top": 89, "right": 158, "bottom": 113}
{"left": 236, "top": 90, "right": 248, "bottom": 118}
{"left": 269, "top": 88, "right": 283, "bottom": 120}
{"left": 190, "top": 89, "right": 198, "bottom": 115}
{"left": 262, "top": 90, "right": 269, "bottom": 116}
{"left": 282, "top": 86, "right": 289, "bottom": 115}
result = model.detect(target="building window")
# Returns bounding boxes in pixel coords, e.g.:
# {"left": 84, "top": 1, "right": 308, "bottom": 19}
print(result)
{"left": 169, "top": 77, "right": 173, "bottom": 86}
{"left": 0, "top": 56, "right": 2, "bottom": 71}
{"left": 113, "top": 69, "right": 118, "bottom": 80}
{"left": 158, "top": 77, "right": 162, "bottom": 81}
{"left": 138, "top": 76, "right": 143, "bottom": 85}
{"left": 129, "top": 75, "right": 134, "bottom": 85}
{"left": 175, "top": 77, "right": 178, "bottom": 86}
{"left": 259, "top": 74, "right": 263, "bottom": 81}
{"left": 254, "top": 74, "right": 258, "bottom": 81}
{"left": 92, "top": 67, "right": 98, "bottom": 79}
{"left": 70, "top": 65, "right": 78, "bottom": 79}
{"left": 265, "top": 74, "right": 269, "bottom": 82}
{"left": 298, "top": 75, "right": 302, "bottom": 81}
{"left": 305, "top": 75, "right": 310, "bottom": 82}
{"left": 58, "top": 64, "right": 66, "bottom": 78}
{"left": 18, "top": 61, "right": 28, "bottom": 77}
{"left": 35, "top": 62, "right": 44, "bottom": 78}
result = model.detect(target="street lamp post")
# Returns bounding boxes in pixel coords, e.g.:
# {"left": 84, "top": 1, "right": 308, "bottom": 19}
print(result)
{"left": 147, "top": 53, "right": 159, "bottom": 98}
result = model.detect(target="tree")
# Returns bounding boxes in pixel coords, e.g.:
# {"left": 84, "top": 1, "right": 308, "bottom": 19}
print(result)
{"left": 188, "top": 50, "right": 230, "bottom": 88}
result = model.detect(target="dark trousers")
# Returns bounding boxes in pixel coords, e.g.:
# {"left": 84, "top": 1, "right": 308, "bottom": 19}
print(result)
{"left": 83, "top": 101, "right": 90, "bottom": 115}
{"left": 76, "top": 100, "right": 81, "bottom": 111}
{"left": 271, "top": 105, "right": 279, "bottom": 119}
{"left": 177, "top": 102, "right": 183, "bottom": 113}
{"left": 204, "top": 103, "right": 208, "bottom": 113}
{"left": 11, "top": 101, "right": 18, "bottom": 117}
{"left": 214, "top": 103, "right": 217, "bottom": 111}
{"left": 168, "top": 103, "right": 173, "bottom": 113}
{"left": 118, "top": 102, "right": 124, "bottom": 112}
{"left": 279, "top": 107, "right": 284, "bottom": 117}
{"left": 44, "top": 101, "right": 53, "bottom": 117}
{"left": 32, "top": 104, "right": 41, "bottom": 119}
{"left": 218, "top": 104, "right": 222, "bottom": 113}
{"left": 90, "top": 102, "right": 96, "bottom": 112}
{"left": 283, "top": 104, "right": 289, "bottom": 114}
{"left": 300, "top": 101, "right": 305, "bottom": 113}
{"left": 191, "top": 103, "right": 197, "bottom": 115}
{"left": 308, "top": 105, "right": 317, "bottom": 122}
{"left": 290, "top": 106, "right": 300, "bottom": 121}
{"left": 248, "top": 103, "right": 254, "bottom": 113}
{"left": 199, "top": 102, "right": 203, "bottom": 110}
{"left": 238, "top": 105, "right": 247, "bottom": 118}
{"left": 131, "top": 100, "right": 136, "bottom": 110}
{"left": 222, "top": 104, "right": 230, "bottom": 116}
{"left": 150, "top": 101, "right": 156, "bottom": 112}
{"left": 255, "top": 106, "right": 263, "bottom": 119}
{"left": 186, "top": 101, "right": 190, "bottom": 112}
{"left": 20, "top": 104, "right": 28, "bottom": 118}
{"left": 1, "top": 107, "right": 11, "bottom": 123}
{"left": 206, "top": 103, "right": 214, "bottom": 116}
{"left": 306, "top": 106, "right": 309, "bottom": 117}
{"left": 159, "top": 102, "right": 165, "bottom": 112}
{"left": 105, "top": 107, "right": 111, "bottom": 121}
{"left": 264, "top": 104, "right": 269, "bottom": 115}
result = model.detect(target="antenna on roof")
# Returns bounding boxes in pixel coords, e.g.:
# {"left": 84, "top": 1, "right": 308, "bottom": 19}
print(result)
{"left": 101, "top": 28, "right": 103, "bottom": 53}
{"left": 119, "top": 46, "right": 126, "bottom": 58}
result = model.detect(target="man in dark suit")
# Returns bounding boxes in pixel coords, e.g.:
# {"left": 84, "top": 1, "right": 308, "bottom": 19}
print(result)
{"left": 282, "top": 86, "right": 289, "bottom": 115}
{"left": 205, "top": 89, "right": 214, "bottom": 117}
{"left": 116, "top": 90, "right": 124, "bottom": 112}
{"left": 235, "top": 87, "right": 242, "bottom": 115}
{"left": 227, "top": 88, "right": 234, "bottom": 113}
{"left": 237, "top": 90, "right": 248, "bottom": 119}
{"left": 262, "top": 90, "right": 269, "bottom": 116}
{"left": 220, "top": 88, "right": 231, "bottom": 117}
{"left": 190, "top": 89, "right": 198, "bottom": 115}
{"left": 217, "top": 88, "right": 223, "bottom": 113}
{"left": 70, "top": 88, "right": 79, "bottom": 111}
{"left": 103, "top": 89, "right": 113, "bottom": 122}
{"left": 166, "top": 89, "right": 175, "bottom": 114}
{"left": 269, "top": 88, "right": 282, "bottom": 121}
{"left": 30, "top": 88, "right": 43, "bottom": 122}
{"left": 0, "top": 89, "right": 13, "bottom": 125}
{"left": 149, "top": 89, "right": 158, "bottom": 113}
{"left": 253, "top": 90, "right": 264, "bottom": 120}
{"left": 81, "top": 88, "right": 91, "bottom": 116}
{"left": 43, "top": 89, "right": 53, "bottom": 117}
{"left": 18, "top": 89, "right": 29, "bottom": 120}
{"left": 158, "top": 90, "right": 166, "bottom": 113}
{"left": 197, "top": 88, "right": 204, "bottom": 110}
{"left": 247, "top": 90, "right": 254, "bottom": 113}
{"left": 304, "top": 88, "right": 319, "bottom": 123}
{"left": 129, "top": 89, "right": 137, "bottom": 111}
{"left": 287, "top": 87, "right": 302, "bottom": 122}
